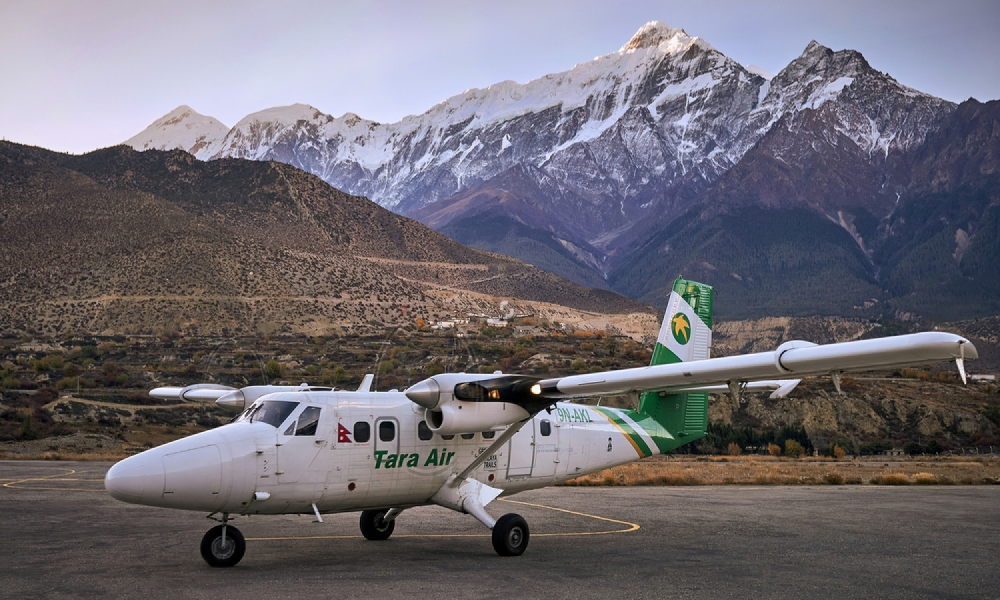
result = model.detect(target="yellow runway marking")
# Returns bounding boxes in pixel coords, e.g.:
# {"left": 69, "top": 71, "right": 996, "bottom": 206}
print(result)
{"left": 245, "top": 498, "right": 639, "bottom": 541}
{"left": 2, "top": 469, "right": 106, "bottom": 492}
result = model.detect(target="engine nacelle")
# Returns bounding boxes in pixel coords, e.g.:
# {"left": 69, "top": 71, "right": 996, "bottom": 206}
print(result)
{"left": 425, "top": 401, "right": 530, "bottom": 436}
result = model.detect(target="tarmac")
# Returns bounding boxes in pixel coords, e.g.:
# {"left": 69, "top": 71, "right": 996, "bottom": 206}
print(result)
{"left": 1, "top": 460, "right": 998, "bottom": 599}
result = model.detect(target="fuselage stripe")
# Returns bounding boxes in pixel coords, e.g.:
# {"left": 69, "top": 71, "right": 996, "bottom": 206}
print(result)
{"left": 593, "top": 407, "right": 650, "bottom": 458}
{"left": 607, "top": 408, "right": 660, "bottom": 457}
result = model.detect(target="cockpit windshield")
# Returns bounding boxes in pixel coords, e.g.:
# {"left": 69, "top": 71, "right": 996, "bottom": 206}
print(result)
{"left": 236, "top": 400, "right": 300, "bottom": 428}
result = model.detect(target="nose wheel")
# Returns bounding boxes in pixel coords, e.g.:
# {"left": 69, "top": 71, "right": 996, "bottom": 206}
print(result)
{"left": 360, "top": 509, "right": 396, "bottom": 540}
{"left": 201, "top": 516, "right": 246, "bottom": 567}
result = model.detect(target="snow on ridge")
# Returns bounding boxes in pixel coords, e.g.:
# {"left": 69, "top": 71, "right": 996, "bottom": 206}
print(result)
{"left": 409, "top": 25, "right": 720, "bottom": 135}
{"left": 230, "top": 103, "right": 330, "bottom": 128}
{"left": 124, "top": 105, "right": 229, "bottom": 159}
{"left": 806, "top": 76, "right": 855, "bottom": 109}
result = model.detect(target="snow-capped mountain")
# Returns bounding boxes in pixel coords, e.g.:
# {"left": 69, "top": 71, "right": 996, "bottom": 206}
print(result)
{"left": 130, "top": 23, "right": 767, "bottom": 222}
{"left": 125, "top": 105, "right": 229, "bottom": 159}
{"left": 126, "top": 21, "right": 990, "bottom": 320}
{"left": 127, "top": 22, "right": 949, "bottom": 242}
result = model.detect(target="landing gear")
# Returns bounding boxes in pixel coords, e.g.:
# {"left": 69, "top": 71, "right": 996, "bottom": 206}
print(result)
{"left": 491, "top": 513, "right": 529, "bottom": 556}
{"left": 360, "top": 509, "right": 395, "bottom": 540}
{"left": 200, "top": 523, "right": 246, "bottom": 568}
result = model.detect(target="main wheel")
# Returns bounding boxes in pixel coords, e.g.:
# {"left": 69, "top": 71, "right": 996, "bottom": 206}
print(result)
{"left": 492, "top": 513, "right": 529, "bottom": 556}
{"left": 200, "top": 524, "right": 246, "bottom": 568}
{"left": 360, "top": 509, "right": 395, "bottom": 540}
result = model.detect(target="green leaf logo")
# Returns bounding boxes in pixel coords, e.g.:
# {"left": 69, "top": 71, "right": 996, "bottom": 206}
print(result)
{"left": 671, "top": 313, "right": 691, "bottom": 345}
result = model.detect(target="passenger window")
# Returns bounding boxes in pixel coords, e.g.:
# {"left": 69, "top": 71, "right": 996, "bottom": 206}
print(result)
{"left": 461, "top": 433, "right": 475, "bottom": 440}
{"left": 354, "top": 421, "right": 371, "bottom": 443}
{"left": 441, "top": 434, "right": 455, "bottom": 441}
{"left": 379, "top": 420, "right": 396, "bottom": 442}
{"left": 482, "top": 431, "right": 496, "bottom": 439}
{"left": 295, "top": 407, "right": 321, "bottom": 436}
{"left": 540, "top": 420, "right": 551, "bottom": 436}
{"left": 417, "top": 421, "right": 433, "bottom": 441}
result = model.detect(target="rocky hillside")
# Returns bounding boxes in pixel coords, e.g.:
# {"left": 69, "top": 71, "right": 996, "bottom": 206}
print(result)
{"left": 0, "top": 142, "right": 652, "bottom": 338}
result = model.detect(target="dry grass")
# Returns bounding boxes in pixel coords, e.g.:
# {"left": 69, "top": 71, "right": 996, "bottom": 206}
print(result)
{"left": 563, "top": 456, "right": 1000, "bottom": 486}
{"left": 871, "top": 473, "right": 910, "bottom": 485}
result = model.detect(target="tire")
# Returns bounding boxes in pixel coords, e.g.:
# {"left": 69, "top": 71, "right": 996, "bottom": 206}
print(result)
{"left": 360, "top": 509, "right": 395, "bottom": 541}
{"left": 492, "top": 513, "right": 529, "bottom": 556}
{"left": 200, "top": 524, "right": 246, "bottom": 568}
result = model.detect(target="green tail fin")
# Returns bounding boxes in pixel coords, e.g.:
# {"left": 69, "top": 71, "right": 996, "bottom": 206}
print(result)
{"left": 639, "top": 277, "right": 714, "bottom": 451}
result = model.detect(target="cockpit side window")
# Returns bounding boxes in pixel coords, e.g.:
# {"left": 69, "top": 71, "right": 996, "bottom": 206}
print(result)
{"left": 249, "top": 401, "right": 299, "bottom": 428}
{"left": 295, "top": 407, "right": 322, "bottom": 436}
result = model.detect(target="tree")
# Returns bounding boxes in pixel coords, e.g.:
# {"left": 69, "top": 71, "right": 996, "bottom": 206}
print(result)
{"left": 265, "top": 360, "right": 285, "bottom": 379}
{"left": 785, "top": 439, "right": 805, "bottom": 457}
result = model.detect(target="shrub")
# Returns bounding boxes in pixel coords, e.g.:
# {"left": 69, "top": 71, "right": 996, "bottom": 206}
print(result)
{"left": 873, "top": 473, "right": 910, "bottom": 485}
{"left": 833, "top": 445, "right": 847, "bottom": 460}
{"left": 785, "top": 439, "right": 805, "bottom": 457}
{"left": 913, "top": 473, "right": 937, "bottom": 485}
{"left": 423, "top": 361, "right": 445, "bottom": 376}
{"left": 265, "top": 360, "right": 285, "bottom": 379}
{"left": 768, "top": 442, "right": 782, "bottom": 456}
{"left": 823, "top": 473, "right": 845, "bottom": 485}
{"left": 727, "top": 442, "right": 742, "bottom": 456}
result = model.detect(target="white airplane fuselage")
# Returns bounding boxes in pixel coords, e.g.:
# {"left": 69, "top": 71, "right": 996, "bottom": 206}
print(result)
{"left": 106, "top": 390, "right": 643, "bottom": 516}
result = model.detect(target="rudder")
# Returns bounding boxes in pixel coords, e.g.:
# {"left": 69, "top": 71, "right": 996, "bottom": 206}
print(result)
{"left": 639, "top": 278, "right": 714, "bottom": 451}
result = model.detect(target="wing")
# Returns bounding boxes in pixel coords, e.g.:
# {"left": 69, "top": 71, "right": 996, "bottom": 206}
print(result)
{"left": 149, "top": 384, "right": 237, "bottom": 401}
{"left": 538, "top": 332, "right": 975, "bottom": 399}
{"left": 672, "top": 379, "right": 801, "bottom": 399}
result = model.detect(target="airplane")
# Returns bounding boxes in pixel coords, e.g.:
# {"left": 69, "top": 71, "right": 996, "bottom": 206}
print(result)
{"left": 104, "top": 278, "right": 977, "bottom": 566}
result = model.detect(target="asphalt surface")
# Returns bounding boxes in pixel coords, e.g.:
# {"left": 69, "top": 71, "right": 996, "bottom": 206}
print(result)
{"left": 1, "top": 461, "right": 998, "bottom": 599}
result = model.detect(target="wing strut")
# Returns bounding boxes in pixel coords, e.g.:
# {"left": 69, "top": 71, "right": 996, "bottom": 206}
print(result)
{"left": 956, "top": 342, "right": 968, "bottom": 384}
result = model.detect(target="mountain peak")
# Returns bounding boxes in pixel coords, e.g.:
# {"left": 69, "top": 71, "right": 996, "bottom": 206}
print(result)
{"left": 620, "top": 21, "right": 692, "bottom": 51}
{"left": 238, "top": 103, "right": 328, "bottom": 126}
{"left": 124, "top": 105, "right": 228, "bottom": 159}
{"left": 803, "top": 40, "right": 829, "bottom": 55}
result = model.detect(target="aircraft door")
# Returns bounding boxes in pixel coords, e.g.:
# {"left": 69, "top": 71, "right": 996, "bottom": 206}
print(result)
{"left": 506, "top": 420, "right": 534, "bottom": 477}
{"left": 255, "top": 432, "right": 278, "bottom": 499}
{"left": 337, "top": 406, "right": 376, "bottom": 502}
{"left": 374, "top": 417, "right": 400, "bottom": 459}
{"left": 276, "top": 404, "right": 329, "bottom": 485}
{"left": 532, "top": 417, "right": 559, "bottom": 478}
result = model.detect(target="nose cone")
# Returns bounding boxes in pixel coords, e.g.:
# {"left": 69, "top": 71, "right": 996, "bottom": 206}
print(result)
{"left": 216, "top": 389, "right": 246, "bottom": 410}
{"left": 405, "top": 378, "right": 441, "bottom": 408}
{"left": 105, "top": 453, "right": 165, "bottom": 505}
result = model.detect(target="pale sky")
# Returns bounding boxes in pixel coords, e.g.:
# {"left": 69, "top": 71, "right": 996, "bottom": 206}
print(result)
{"left": 2, "top": 0, "right": 998, "bottom": 154}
